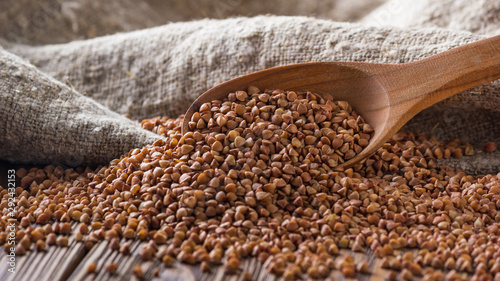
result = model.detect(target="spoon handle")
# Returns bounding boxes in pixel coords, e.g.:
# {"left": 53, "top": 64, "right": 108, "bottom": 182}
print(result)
{"left": 382, "top": 35, "right": 500, "bottom": 118}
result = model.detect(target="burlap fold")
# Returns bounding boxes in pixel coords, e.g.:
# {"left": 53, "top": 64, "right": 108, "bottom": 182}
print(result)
{"left": 0, "top": 48, "right": 161, "bottom": 166}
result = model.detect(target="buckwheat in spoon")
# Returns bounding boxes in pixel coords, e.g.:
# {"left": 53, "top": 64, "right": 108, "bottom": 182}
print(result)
{"left": 183, "top": 35, "right": 500, "bottom": 169}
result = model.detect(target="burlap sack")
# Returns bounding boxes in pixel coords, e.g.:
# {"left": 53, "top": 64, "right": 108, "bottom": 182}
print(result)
{"left": 362, "top": 0, "right": 500, "bottom": 36}
{"left": 0, "top": 47, "right": 161, "bottom": 166}
{"left": 0, "top": 0, "right": 385, "bottom": 45}
{"left": 1, "top": 1, "right": 498, "bottom": 173}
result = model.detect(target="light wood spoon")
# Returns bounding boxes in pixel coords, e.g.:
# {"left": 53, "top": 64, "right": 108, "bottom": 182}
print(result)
{"left": 182, "top": 35, "right": 500, "bottom": 169}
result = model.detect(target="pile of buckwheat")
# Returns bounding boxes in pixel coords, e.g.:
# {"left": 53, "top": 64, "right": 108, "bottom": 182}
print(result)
{"left": 1, "top": 88, "right": 499, "bottom": 281}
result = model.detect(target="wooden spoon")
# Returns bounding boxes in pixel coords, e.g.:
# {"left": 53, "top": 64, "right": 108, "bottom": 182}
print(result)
{"left": 182, "top": 35, "right": 500, "bottom": 169}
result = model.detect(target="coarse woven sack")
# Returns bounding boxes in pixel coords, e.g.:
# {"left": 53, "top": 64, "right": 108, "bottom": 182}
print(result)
{"left": 0, "top": 0, "right": 385, "bottom": 45}
{"left": 0, "top": 47, "right": 161, "bottom": 166}
{"left": 5, "top": 15, "right": 499, "bottom": 173}
{"left": 361, "top": 0, "right": 500, "bottom": 36}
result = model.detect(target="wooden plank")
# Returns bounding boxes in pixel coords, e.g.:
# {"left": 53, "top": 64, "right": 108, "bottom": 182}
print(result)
{"left": 0, "top": 248, "right": 28, "bottom": 281}
{"left": 0, "top": 237, "right": 398, "bottom": 281}
{"left": 0, "top": 221, "right": 87, "bottom": 281}
{"left": 3, "top": 238, "right": 482, "bottom": 281}
{"left": 65, "top": 241, "right": 393, "bottom": 281}
{"left": 0, "top": 218, "right": 479, "bottom": 281}
{"left": 20, "top": 245, "right": 62, "bottom": 281}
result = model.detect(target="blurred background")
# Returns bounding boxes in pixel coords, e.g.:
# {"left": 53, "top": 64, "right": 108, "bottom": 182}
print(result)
{"left": 0, "top": 0, "right": 386, "bottom": 45}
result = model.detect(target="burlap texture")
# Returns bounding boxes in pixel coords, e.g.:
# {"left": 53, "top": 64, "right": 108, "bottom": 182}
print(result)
{"left": 362, "top": 0, "right": 500, "bottom": 36}
{"left": 7, "top": 17, "right": 495, "bottom": 119}
{"left": 0, "top": 0, "right": 385, "bottom": 45}
{"left": 0, "top": 47, "right": 161, "bottom": 166}
{"left": 0, "top": 1, "right": 498, "bottom": 173}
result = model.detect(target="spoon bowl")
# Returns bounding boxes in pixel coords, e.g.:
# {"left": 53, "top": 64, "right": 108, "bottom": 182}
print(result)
{"left": 183, "top": 35, "right": 500, "bottom": 168}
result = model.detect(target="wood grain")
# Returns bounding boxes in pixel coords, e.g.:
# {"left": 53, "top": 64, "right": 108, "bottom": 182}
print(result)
{"left": 0, "top": 238, "right": 389, "bottom": 281}
{"left": 0, "top": 223, "right": 478, "bottom": 281}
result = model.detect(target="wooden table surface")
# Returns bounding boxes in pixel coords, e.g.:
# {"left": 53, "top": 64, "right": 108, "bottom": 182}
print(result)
{"left": 0, "top": 162, "right": 475, "bottom": 281}
{"left": 0, "top": 222, "right": 478, "bottom": 281}
{"left": 0, "top": 224, "right": 390, "bottom": 281}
